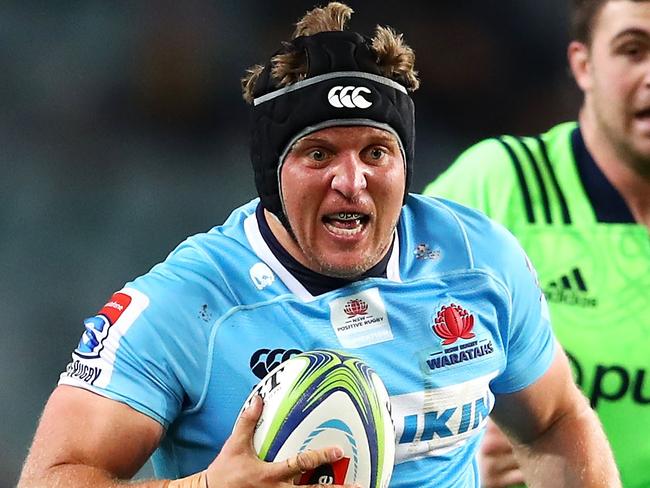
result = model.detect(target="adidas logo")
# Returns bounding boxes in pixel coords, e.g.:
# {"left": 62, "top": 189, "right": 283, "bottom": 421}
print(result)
{"left": 544, "top": 268, "right": 597, "bottom": 308}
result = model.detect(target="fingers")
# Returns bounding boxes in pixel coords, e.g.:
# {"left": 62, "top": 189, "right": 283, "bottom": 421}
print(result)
{"left": 486, "top": 468, "right": 525, "bottom": 487}
{"left": 222, "top": 395, "right": 263, "bottom": 457}
{"left": 219, "top": 399, "right": 362, "bottom": 487}
{"left": 480, "top": 456, "right": 525, "bottom": 488}
{"left": 233, "top": 395, "right": 263, "bottom": 436}
{"left": 272, "top": 446, "right": 344, "bottom": 478}
{"left": 481, "top": 448, "right": 521, "bottom": 473}
{"left": 480, "top": 468, "right": 525, "bottom": 488}
{"left": 481, "top": 422, "right": 514, "bottom": 455}
{"left": 479, "top": 421, "right": 525, "bottom": 487}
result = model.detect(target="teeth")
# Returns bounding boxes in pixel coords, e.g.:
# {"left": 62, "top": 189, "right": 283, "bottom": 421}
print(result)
{"left": 336, "top": 212, "right": 362, "bottom": 221}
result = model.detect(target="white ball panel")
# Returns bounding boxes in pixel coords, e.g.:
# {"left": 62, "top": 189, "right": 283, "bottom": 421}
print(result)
{"left": 274, "top": 390, "right": 372, "bottom": 486}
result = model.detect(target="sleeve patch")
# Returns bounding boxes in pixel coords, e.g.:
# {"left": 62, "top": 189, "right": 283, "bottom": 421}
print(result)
{"left": 62, "top": 288, "right": 149, "bottom": 388}
{"left": 75, "top": 292, "right": 134, "bottom": 359}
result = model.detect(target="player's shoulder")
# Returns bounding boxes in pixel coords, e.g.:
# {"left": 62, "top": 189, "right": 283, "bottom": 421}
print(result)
{"left": 408, "top": 192, "right": 507, "bottom": 231}
{"left": 433, "top": 121, "right": 577, "bottom": 183}
{"left": 405, "top": 194, "right": 527, "bottom": 278}
{"left": 423, "top": 135, "right": 519, "bottom": 203}
{"left": 454, "top": 136, "right": 513, "bottom": 167}
{"left": 177, "top": 198, "right": 258, "bottom": 261}
{"left": 127, "top": 200, "right": 260, "bottom": 306}
{"left": 424, "top": 122, "right": 578, "bottom": 224}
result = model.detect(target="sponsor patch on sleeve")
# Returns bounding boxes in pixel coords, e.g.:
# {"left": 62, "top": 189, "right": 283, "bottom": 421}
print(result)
{"left": 61, "top": 288, "right": 149, "bottom": 388}
{"left": 75, "top": 291, "right": 133, "bottom": 359}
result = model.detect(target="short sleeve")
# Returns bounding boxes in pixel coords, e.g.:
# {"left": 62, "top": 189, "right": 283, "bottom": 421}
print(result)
{"left": 59, "top": 246, "right": 218, "bottom": 428}
{"left": 489, "top": 236, "right": 556, "bottom": 394}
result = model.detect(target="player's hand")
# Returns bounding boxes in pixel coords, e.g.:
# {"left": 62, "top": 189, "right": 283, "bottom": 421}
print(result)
{"left": 479, "top": 420, "right": 525, "bottom": 488}
{"left": 206, "top": 395, "right": 361, "bottom": 487}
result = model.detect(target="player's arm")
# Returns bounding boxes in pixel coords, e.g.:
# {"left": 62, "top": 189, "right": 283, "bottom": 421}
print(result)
{"left": 19, "top": 386, "right": 355, "bottom": 488}
{"left": 491, "top": 348, "right": 620, "bottom": 488}
{"left": 18, "top": 385, "right": 166, "bottom": 487}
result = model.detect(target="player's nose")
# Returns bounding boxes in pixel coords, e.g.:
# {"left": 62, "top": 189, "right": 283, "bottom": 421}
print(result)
{"left": 330, "top": 152, "right": 367, "bottom": 198}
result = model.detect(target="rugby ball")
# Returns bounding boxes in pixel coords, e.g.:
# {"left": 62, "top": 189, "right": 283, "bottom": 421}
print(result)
{"left": 239, "top": 350, "right": 395, "bottom": 488}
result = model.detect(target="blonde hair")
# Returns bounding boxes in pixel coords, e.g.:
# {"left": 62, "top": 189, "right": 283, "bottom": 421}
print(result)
{"left": 241, "top": 2, "right": 419, "bottom": 103}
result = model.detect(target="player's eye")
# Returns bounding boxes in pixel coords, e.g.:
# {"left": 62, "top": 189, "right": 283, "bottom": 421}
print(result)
{"left": 617, "top": 41, "right": 648, "bottom": 61}
{"left": 369, "top": 147, "right": 385, "bottom": 160}
{"left": 624, "top": 45, "right": 641, "bottom": 57}
{"left": 309, "top": 149, "right": 327, "bottom": 162}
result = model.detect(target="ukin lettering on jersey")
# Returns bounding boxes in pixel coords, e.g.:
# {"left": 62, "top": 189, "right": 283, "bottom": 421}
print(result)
{"left": 391, "top": 373, "right": 496, "bottom": 462}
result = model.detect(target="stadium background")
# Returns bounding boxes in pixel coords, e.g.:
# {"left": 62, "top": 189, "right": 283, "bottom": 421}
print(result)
{"left": 1, "top": 1, "right": 578, "bottom": 485}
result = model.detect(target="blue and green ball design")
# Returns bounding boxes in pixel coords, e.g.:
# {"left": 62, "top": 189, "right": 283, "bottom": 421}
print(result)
{"left": 257, "top": 350, "right": 393, "bottom": 488}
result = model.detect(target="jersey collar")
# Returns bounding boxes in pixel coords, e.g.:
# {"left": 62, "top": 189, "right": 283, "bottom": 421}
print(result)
{"left": 244, "top": 204, "right": 401, "bottom": 301}
{"left": 572, "top": 126, "right": 636, "bottom": 223}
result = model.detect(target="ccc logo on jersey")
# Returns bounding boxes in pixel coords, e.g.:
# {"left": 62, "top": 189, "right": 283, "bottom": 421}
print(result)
{"left": 327, "top": 86, "right": 373, "bottom": 109}
{"left": 250, "top": 348, "right": 302, "bottom": 379}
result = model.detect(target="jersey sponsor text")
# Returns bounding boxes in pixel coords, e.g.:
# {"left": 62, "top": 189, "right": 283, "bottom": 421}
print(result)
{"left": 426, "top": 340, "right": 494, "bottom": 371}
{"left": 65, "top": 359, "right": 101, "bottom": 385}
{"left": 391, "top": 373, "right": 496, "bottom": 462}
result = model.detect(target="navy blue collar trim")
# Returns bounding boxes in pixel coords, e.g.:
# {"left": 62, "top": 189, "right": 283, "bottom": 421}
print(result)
{"left": 256, "top": 204, "right": 391, "bottom": 295}
{"left": 571, "top": 127, "right": 635, "bottom": 223}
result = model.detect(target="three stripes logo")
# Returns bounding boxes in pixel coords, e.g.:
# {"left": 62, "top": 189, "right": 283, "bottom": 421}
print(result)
{"left": 495, "top": 135, "right": 571, "bottom": 225}
{"left": 544, "top": 268, "right": 597, "bottom": 308}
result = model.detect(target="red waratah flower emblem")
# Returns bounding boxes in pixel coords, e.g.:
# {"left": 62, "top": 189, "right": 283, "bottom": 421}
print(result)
{"left": 344, "top": 299, "right": 369, "bottom": 317}
{"left": 433, "top": 303, "right": 475, "bottom": 345}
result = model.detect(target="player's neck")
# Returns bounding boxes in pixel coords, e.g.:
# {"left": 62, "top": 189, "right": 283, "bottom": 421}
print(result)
{"left": 264, "top": 208, "right": 310, "bottom": 268}
{"left": 579, "top": 110, "right": 650, "bottom": 230}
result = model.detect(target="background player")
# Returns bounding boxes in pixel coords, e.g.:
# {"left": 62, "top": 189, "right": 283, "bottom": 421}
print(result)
{"left": 424, "top": 0, "right": 650, "bottom": 486}
{"left": 19, "top": 3, "right": 619, "bottom": 487}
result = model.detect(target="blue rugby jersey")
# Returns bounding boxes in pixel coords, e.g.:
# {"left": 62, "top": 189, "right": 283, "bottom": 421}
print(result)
{"left": 59, "top": 194, "right": 555, "bottom": 487}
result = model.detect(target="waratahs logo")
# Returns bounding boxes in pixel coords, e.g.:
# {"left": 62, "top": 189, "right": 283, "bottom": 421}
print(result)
{"left": 432, "top": 303, "right": 475, "bottom": 345}
{"left": 426, "top": 303, "right": 493, "bottom": 372}
{"left": 343, "top": 299, "right": 369, "bottom": 317}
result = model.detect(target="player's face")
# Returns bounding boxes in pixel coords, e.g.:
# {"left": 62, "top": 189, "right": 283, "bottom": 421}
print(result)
{"left": 278, "top": 125, "right": 405, "bottom": 278}
{"left": 571, "top": 0, "right": 650, "bottom": 173}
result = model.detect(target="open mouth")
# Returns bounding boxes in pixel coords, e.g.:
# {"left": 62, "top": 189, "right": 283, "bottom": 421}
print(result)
{"left": 322, "top": 211, "right": 370, "bottom": 235}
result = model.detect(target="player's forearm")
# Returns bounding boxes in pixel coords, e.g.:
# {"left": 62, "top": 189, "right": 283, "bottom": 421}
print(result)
{"left": 17, "top": 464, "right": 167, "bottom": 488}
{"left": 512, "top": 406, "right": 620, "bottom": 487}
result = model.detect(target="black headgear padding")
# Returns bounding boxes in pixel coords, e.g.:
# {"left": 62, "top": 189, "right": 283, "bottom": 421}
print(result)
{"left": 249, "top": 30, "right": 415, "bottom": 223}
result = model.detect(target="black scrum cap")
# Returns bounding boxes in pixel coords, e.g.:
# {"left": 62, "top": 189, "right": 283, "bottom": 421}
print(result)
{"left": 249, "top": 30, "right": 415, "bottom": 224}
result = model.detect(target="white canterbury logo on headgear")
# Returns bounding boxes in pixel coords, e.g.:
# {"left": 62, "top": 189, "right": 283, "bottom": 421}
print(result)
{"left": 328, "top": 86, "right": 372, "bottom": 109}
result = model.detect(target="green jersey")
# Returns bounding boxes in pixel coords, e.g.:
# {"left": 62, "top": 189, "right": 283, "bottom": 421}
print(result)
{"left": 424, "top": 121, "right": 650, "bottom": 488}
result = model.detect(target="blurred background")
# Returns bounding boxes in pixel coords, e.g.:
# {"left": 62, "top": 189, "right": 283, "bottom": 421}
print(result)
{"left": 1, "top": 0, "right": 580, "bottom": 485}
